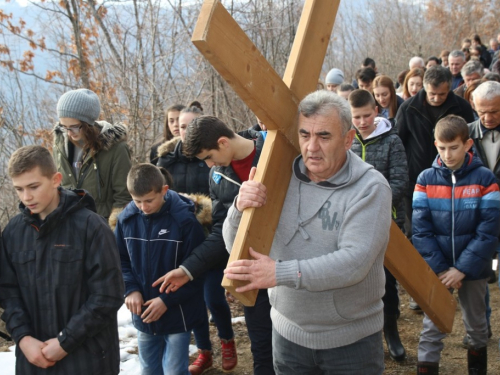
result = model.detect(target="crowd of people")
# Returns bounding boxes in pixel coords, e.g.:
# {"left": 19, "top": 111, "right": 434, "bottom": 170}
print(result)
{"left": 1, "top": 32, "right": 500, "bottom": 375}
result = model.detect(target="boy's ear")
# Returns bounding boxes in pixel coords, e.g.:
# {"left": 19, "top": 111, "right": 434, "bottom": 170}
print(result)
{"left": 217, "top": 137, "right": 229, "bottom": 149}
{"left": 374, "top": 105, "right": 378, "bottom": 114}
{"left": 161, "top": 185, "right": 169, "bottom": 195}
{"left": 53, "top": 172, "right": 63, "bottom": 187}
{"left": 465, "top": 138, "right": 474, "bottom": 151}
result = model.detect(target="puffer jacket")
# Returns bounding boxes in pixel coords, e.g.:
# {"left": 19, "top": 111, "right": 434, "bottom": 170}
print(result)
{"left": 396, "top": 89, "right": 475, "bottom": 195}
{"left": 115, "top": 190, "right": 206, "bottom": 335}
{"left": 156, "top": 137, "right": 211, "bottom": 195}
{"left": 180, "top": 133, "right": 264, "bottom": 279}
{"left": 351, "top": 117, "right": 408, "bottom": 228}
{"left": 0, "top": 188, "right": 124, "bottom": 375}
{"left": 412, "top": 153, "right": 500, "bottom": 279}
{"left": 53, "top": 121, "right": 132, "bottom": 220}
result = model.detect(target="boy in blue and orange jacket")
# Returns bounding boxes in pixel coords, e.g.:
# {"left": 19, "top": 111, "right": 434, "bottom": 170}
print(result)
{"left": 412, "top": 115, "right": 500, "bottom": 375}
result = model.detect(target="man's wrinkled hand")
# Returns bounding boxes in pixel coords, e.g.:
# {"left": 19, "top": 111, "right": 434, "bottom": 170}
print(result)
{"left": 236, "top": 167, "right": 267, "bottom": 212}
{"left": 224, "top": 247, "right": 276, "bottom": 292}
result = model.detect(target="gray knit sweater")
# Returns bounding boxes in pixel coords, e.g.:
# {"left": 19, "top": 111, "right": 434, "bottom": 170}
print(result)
{"left": 223, "top": 150, "right": 392, "bottom": 349}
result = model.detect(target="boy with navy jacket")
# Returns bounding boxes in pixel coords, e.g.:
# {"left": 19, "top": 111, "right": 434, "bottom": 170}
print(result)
{"left": 413, "top": 115, "right": 500, "bottom": 375}
{"left": 115, "top": 164, "right": 205, "bottom": 375}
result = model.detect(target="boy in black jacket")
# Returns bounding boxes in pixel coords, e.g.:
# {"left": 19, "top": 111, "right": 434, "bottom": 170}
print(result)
{"left": 153, "top": 116, "right": 274, "bottom": 375}
{"left": 0, "top": 145, "right": 124, "bottom": 375}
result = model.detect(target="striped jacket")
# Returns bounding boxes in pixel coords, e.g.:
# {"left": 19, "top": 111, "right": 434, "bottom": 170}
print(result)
{"left": 412, "top": 153, "right": 500, "bottom": 280}
{"left": 115, "top": 189, "right": 206, "bottom": 335}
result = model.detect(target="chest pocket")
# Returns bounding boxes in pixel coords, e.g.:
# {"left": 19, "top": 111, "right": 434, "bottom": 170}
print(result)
{"left": 51, "top": 248, "right": 84, "bottom": 285}
{"left": 11, "top": 250, "right": 36, "bottom": 287}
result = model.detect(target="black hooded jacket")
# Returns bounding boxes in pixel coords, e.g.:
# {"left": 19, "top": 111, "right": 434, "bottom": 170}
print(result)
{"left": 396, "top": 89, "right": 475, "bottom": 194}
{"left": 180, "top": 132, "right": 264, "bottom": 279}
{"left": 0, "top": 188, "right": 124, "bottom": 375}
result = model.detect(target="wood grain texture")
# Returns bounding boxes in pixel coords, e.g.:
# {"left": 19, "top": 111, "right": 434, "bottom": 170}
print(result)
{"left": 221, "top": 130, "right": 299, "bottom": 305}
{"left": 385, "top": 221, "right": 457, "bottom": 333}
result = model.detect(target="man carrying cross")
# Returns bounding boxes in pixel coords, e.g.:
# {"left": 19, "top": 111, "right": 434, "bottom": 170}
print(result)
{"left": 223, "top": 90, "right": 391, "bottom": 374}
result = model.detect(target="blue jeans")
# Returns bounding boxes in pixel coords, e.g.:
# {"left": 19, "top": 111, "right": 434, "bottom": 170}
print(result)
{"left": 193, "top": 267, "right": 234, "bottom": 350}
{"left": 273, "top": 329, "right": 384, "bottom": 375}
{"left": 137, "top": 330, "right": 191, "bottom": 375}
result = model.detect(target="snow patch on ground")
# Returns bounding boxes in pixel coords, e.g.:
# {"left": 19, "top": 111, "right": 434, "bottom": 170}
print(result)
{"left": 0, "top": 304, "right": 245, "bottom": 374}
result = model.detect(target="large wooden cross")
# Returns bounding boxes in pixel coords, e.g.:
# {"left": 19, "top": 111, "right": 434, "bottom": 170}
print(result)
{"left": 192, "top": 0, "right": 457, "bottom": 332}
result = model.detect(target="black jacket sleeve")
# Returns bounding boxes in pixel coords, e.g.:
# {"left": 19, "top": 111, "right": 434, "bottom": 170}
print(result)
{"left": 180, "top": 173, "right": 230, "bottom": 279}
{"left": 58, "top": 218, "right": 124, "bottom": 353}
{"left": 0, "top": 225, "right": 35, "bottom": 344}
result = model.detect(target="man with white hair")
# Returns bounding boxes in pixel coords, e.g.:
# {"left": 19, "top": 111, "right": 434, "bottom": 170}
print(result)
{"left": 409, "top": 56, "right": 425, "bottom": 70}
{"left": 470, "top": 81, "right": 500, "bottom": 187}
{"left": 449, "top": 50, "right": 466, "bottom": 90}
{"left": 468, "top": 80, "right": 500, "bottom": 353}
{"left": 223, "top": 90, "right": 392, "bottom": 374}
{"left": 454, "top": 60, "right": 484, "bottom": 98}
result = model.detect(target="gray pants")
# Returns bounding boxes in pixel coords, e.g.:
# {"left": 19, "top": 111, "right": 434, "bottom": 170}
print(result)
{"left": 273, "top": 328, "right": 384, "bottom": 375}
{"left": 418, "top": 279, "right": 488, "bottom": 363}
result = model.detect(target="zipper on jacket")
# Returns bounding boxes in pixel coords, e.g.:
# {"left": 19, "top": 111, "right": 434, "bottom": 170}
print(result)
{"left": 94, "top": 163, "right": 102, "bottom": 199}
{"left": 146, "top": 216, "right": 155, "bottom": 334}
{"left": 451, "top": 172, "right": 456, "bottom": 265}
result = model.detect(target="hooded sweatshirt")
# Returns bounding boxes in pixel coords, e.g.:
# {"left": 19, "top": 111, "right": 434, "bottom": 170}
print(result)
{"left": 351, "top": 117, "right": 408, "bottom": 227}
{"left": 223, "top": 150, "right": 392, "bottom": 350}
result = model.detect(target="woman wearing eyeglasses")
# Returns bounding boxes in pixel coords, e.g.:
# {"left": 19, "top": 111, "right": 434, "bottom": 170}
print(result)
{"left": 53, "top": 89, "right": 132, "bottom": 221}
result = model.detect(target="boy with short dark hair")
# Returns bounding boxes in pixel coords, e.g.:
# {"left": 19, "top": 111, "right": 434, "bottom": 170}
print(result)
{"left": 115, "top": 163, "right": 206, "bottom": 374}
{"left": 413, "top": 115, "right": 500, "bottom": 375}
{"left": 348, "top": 89, "right": 409, "bottom": 362}
{"left": 155, "top": 115, "right": 274, "bottom": 374}
{"left": 356, "top": 67, "right": 377, "bottom": 93}
{"left": 0, "top": 145, "right": 124, "bottom": 374}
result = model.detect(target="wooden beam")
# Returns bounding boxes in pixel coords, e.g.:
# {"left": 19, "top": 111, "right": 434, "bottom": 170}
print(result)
{"left": 385, "top": 221, "right": 457, "bottom": 333}
{"left": 192, "top": 0, "right": 300, "bottom": 149}
{"left": 283, "top": 0, "right": 341, "bottom": 100}
{"left": 221, "top": 130, "right": 299, "bottom": 305}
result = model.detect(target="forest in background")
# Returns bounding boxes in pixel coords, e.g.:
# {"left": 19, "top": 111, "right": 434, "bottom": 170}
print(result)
{"left": 1, "top": 0, "right": 500, "bottom": 226}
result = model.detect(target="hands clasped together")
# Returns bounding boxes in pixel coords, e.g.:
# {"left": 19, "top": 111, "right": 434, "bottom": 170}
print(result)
{"left": 19, "top": 335, "right": 67, "bottom": 369}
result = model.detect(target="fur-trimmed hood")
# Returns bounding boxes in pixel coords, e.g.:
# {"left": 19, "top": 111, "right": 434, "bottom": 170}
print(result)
{"left": 180, "top": 193, "right": 212, "bottom": 227}
{"left": 53, "top": 120, "right": 128, "bottom": 155}
{"left": 109, "top": 193, "right": 212, "bottom": 231}
{"left": 157, "top": 137, "right": 181, "bottom": 158}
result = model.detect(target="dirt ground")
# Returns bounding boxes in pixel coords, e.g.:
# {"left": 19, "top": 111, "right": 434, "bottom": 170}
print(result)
{"left": 1, "top": 284, "right": 499, "bottom": 374}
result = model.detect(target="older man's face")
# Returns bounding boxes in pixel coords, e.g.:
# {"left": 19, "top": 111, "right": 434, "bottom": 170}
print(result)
{"left": 298, "top": 112, "right": 355, "bottom": 183}
{"left": 464, "top": 72, "right": 481, "bottom": 88}
{"left": 449, "top": 56, "right": 465, "bottom": 75}
{"left": 425, "top": 83, "right": 450, "bottom": 107}
{"left": 474, "top": 95, "right": 500, "bottom": 129}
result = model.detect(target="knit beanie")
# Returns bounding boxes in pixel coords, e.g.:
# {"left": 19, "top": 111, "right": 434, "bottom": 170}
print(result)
{"left": 57, "top": 89, "right": 101, "bottom": 125}
{"left": 325, "top": 68, "right": 344, "bottom": 85}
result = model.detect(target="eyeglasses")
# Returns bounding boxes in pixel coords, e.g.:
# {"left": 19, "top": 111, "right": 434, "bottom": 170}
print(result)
{"left": 59, "top": 123, "right": 83, "bottom": 134}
